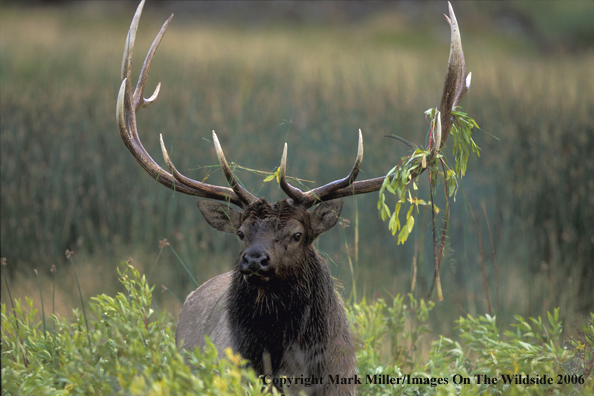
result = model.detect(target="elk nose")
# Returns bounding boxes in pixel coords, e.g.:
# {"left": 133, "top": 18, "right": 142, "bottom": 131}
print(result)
{"left": 240, "top": 247, "right": 271, "bottom": 275}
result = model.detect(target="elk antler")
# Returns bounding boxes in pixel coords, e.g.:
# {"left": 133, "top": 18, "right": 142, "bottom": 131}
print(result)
{"left": 118, "top": 1, "right": 469, "bottom": 210}
{"left": 117, "top": 0, "right": 256, "bottom": 208}
{"left": 439, "top": 2, "right": 471, "bottom": 149}
{"left": 279, "top": 130, "right": 363, "bottom": 207}
{"left": 278, "top": 1, "right": 471, "bottom": 208}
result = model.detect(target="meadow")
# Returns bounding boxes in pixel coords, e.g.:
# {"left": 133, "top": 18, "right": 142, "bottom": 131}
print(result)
{"left": 1, "top": 1, "right": 593, "bottom": 384}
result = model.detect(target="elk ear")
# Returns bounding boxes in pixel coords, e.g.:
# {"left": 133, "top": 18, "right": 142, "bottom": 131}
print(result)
{"left": 197, "top": 201, "right": 242, "bottom": 233}
{"left": 310, "top": 199, "right": 343, "bottom": 240}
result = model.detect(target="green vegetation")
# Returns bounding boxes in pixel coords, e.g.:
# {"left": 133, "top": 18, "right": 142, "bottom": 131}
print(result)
{"left": 377, "top": 108, "right": 480, "bottom": 245}
{"left": 2, "top": 263, "right": 593, "bottom": 395}
{"left": 1, "top": 264, "right": 275, "bottom": 396}
{"left": 1, "top": 1, "right": 593, "bottom": 386}
{"left": 351, "top": 295, "right": 594, "bottom": 395}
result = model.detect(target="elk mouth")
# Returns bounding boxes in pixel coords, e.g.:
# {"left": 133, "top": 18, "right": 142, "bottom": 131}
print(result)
{"left": 239, "top": 265, "right": 274, "bottom": 287}
{"left": 242, "top": 273, "right": 272, "bottom": 287}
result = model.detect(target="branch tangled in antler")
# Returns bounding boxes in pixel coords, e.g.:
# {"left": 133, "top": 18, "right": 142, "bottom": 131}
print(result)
{"left": 377, "top": 2, "right": 478, "bottom": 245}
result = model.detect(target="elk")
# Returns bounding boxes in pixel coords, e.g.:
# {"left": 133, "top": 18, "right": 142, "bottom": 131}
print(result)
{"left": 116, "top": 1, "right": 470, "bottom": 394}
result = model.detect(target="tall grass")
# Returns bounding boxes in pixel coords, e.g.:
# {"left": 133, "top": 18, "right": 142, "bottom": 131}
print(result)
{"left": 1, "top": 4, "right": 592, "bottom": 335}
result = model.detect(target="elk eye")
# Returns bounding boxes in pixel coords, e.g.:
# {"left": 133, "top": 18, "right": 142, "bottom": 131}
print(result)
{"left": 237, "top": 230, "right": 245, "bottom": 240}
{"left": 292, "top": 232, "right": 302, "bottom": 242}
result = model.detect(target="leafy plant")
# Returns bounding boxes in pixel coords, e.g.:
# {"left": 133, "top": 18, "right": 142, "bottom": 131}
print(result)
{"left": 1, "top": 263, "right": 272, "bottom": 396}
{"left": 2, "top": 265, "right": 592, "bottom": 395}
{"left": 352, "top": 294, "right": 435, "bottom": 371}
{"left": 378, "top": 108, "right": 480, "bottom": 244}
{"left": 428, "top": 310, "right": 593, "bottom": 395}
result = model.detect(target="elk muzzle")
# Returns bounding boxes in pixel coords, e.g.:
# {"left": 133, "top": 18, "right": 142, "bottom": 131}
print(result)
{"left": 240, "top": 246, "right": 274, "bottom": 285}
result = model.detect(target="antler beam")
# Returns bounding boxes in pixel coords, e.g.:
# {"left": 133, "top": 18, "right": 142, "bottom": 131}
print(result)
{"left": 117, "top": 0, "right": 256, "bottom": 208}
{"left": 279, "top": 130, "right": 363, "bottom": 207}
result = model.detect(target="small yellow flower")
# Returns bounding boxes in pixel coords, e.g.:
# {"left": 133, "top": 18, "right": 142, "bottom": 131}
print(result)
{"left": 225, "top": 348, "right": 242, "bottom": 366}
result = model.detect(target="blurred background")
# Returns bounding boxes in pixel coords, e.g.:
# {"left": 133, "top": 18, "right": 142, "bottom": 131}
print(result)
{"left": 1, "top": 1, "right": 593, "bottom": 339}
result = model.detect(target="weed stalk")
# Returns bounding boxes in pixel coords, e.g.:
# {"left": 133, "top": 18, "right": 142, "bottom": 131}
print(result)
{"left": 1, "top": 258, "right": 17, "bottom": 317}
{"left": 161, "top": 284, "right": 183, "bottom": 306}
{"left": 482, "top": 203, "right": 499, "bottom": 314}
{"left": 51, "top": 265, "right": 56, "bottom": 332}
{"left": 168, "top": 244, "right": 199, "bottom": 289}
{"left": 33, "top": 269, "right": 47, "bottom": 338}
{"left": 66, "top": 250, "right": 92, "bottom": 346}
{"left": 469, "top": 204, "right": 491, "bottom": 316}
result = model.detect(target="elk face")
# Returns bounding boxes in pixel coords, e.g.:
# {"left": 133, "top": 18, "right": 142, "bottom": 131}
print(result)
{"left": 198, "top": 198, "right": 343, "bottom": 288}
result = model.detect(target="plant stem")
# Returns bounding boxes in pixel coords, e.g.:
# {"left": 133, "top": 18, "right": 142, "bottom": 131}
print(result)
{"left": 34, "top": 269, "right": 46, "bottom": 338}
{"left": 68, "top": 256, "right": 92, "bottom": 346}
{"left": 1, "top": 264, "right": 17, "bottom": 315}
{"left": 470, "top": 204, "right": 491, "bottom": 316}
{"left": 482, "top": 203, "right": 499, "bottom": 315}
{"left": 148, "top": 247, "right": 165, "bottom": 283}
{"left": 168, "top": 245, "right": 199, "bottom": 288}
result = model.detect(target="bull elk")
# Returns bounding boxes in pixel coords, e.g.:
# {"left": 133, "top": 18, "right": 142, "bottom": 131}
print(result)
{"left": 116, "top": 1, "right": 470, "bottom": 394}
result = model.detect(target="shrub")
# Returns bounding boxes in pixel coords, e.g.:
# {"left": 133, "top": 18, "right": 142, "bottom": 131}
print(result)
{"left": 350, "top": 295, "right": 593, "bottom": 395}
{"left": 2, "top": 263, "right": 592, "bottom": 395}
{"left": 1, "top": 264, "right": 273, "bottom": 396}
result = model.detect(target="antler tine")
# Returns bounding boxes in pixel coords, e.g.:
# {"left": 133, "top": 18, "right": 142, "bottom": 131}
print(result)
{"left": 212, "top": 131, "right": 258, "bottom": 205}
{"left": 279, "top": 143, "right": 308, "bottom": 203}
{"left": 121, "top": 0, "right": 144, "bottom": 83}
{"left": 299, "top": 129, "right": 364, "bottom": 207}
{"left": 121, "top": 0, "right": 172, "bottom": 113}
{"left": 117, "top": 1, "right": 246, "bottom": 208}
{"left": 438, "top": 1, "right": 471, "bottom": 149}
{"left": 134, "top": 14, "right": 173, "bottom": 111}
{"left": 158, "top": 134, "right": 237, "bottom": 197}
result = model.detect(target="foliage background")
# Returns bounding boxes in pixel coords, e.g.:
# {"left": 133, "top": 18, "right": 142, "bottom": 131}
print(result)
{"left": 1, "top": 1, "right": 593, "bottom": 343}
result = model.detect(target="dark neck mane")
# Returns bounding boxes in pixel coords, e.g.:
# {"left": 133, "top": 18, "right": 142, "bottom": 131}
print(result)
{"left": 226, "top": 248, "right": 333, "bottom": 375}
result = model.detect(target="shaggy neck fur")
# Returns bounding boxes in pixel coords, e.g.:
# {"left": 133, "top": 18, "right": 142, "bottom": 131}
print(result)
{"left": 226, "top": 199, "right": 336, "bottom": 375}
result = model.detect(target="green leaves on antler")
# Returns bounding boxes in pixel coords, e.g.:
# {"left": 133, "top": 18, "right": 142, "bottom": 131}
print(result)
{"left": 445, "top": 108, "right": 481, "bottom": 177}
{"left": 378, "top": 108, "right": 480, "bottom": 244}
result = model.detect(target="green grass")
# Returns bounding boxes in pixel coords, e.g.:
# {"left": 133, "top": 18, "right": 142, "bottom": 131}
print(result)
{"left": 1, "top": 3, "right": 593, "bottom": 344}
